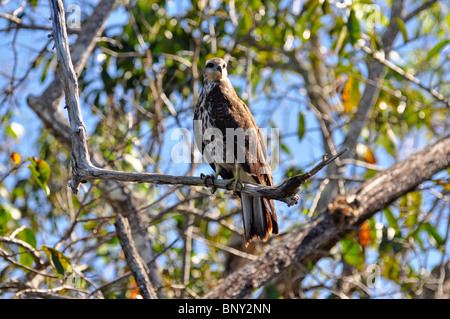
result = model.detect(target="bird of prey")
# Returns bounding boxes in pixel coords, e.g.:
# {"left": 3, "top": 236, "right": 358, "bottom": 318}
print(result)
{"left": 194, "top": 57, "right": 278, "bottom": 246}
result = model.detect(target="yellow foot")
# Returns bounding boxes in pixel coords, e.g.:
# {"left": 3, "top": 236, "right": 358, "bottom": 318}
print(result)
{"left": 226, "top": 176, "right": 244, "bottom": 192}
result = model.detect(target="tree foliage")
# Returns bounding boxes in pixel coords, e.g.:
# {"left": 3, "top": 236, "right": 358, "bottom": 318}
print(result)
{"left": 0, "top": 0, "right": 449, "bottom": 299}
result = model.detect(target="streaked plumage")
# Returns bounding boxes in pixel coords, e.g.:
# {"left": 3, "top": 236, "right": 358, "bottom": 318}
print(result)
{"left": 194, "top": 57, "right": 278, "bottom": 245}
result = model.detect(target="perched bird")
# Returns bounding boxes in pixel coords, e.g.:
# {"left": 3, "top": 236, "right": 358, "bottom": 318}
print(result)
{"left": 194, "top": 57, "right": 278, "bottom": 246}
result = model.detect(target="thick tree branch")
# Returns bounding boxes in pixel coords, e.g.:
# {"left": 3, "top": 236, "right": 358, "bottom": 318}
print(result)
{"left": 48, "top": 0, "right": 92, "bottom": 191}
{"left": 41, "top": 0, "right": 165, "bottom": 297}
{"left": 114, "top": 214, "right": 157, "bottom": 299}
{"left": 27, "top": 0, "right": 119, "bottom": 151}
{"left": 204, "top": 135, "right": 450, "bottom": 299}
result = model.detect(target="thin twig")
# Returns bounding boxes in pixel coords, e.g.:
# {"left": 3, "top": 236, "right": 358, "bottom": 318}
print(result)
{"left": 361, "top": 44, "right": 450, "bottom": 107}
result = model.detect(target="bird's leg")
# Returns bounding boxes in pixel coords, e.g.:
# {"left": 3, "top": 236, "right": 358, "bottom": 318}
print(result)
{"left": 200, "top": 165, "right": 222, "bottom": 194}
{"left": 226, "top": 161, "right": 244, "bottom": 192}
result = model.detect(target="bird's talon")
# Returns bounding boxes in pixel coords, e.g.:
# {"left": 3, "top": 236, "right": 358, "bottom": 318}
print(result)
{"left": 200, "top": 173, "right": 216, "bottom": 190}
{"left": 225, "top": 178, "right": 235, "bottom": 190}
{"left": 225, "top": 177, "right": 243, "bottom": 193}
{"left": 234, "top": 180, "right": 244, "bottom": 192}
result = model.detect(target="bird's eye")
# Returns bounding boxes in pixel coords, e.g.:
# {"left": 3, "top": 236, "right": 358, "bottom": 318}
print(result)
{"left": 206, "top": 63, "right": 214, "bottom": 68}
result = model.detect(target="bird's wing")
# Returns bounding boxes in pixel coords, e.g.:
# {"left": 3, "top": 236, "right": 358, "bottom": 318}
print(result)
{"left": 207, "top": 81, "right": 273, "bottom": 185}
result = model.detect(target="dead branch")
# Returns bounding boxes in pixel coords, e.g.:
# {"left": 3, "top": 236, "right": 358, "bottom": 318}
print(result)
{"left": 67, "top": 149, "right": 345, "bottom": 207}
{"left": 48, "top": 0, "right": 158, "bottom": 299}
{"left": 27, "top": 0, "right": 164, "bottom": 296}
{"left": 114, "top": 214, "right": 157, "bottom": 299}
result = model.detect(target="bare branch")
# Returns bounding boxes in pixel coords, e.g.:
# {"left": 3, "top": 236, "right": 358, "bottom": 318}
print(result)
{"left": 46, "top": 0, "right": 164, "bottom": 297}
{"left": 0, "top": 235, "right": 44, "bottom": 267}
{"left": 361, "top": 44, "right": 450, "bottom": 107}
{"left": 0, "top": 12, "right": 81, "bottom": 33}
{"left": 48, "top": 0, "right": 92, "bottom": 190}
{"left": 65, "top": 149, "right": 346, "bottom": 206}
{"left": 114, "top": 214, "right": 157, "bottom": 299}
{"left": 27, "top": 0, "right": 120, "bottom": 151}
{"left": 403, "top": 0, "right": 437, "bottom": 22}
{"left": 24, "top": 0, "right": 164, "bottom": 296}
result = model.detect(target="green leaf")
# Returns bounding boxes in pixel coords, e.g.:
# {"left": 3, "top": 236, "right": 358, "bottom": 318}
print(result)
{"left": 240, "top": 9, "right": 253, "bottom": 36}
{"left": 43, "top": 246, "right": 73, "bottom": 279}
{"left": 334, "top": 25, "right": 347, "bottom": 56}
{"left": 425, "top": 40, "right": 450, "bottom": 62}
{"left": 396, "top": 18, "right": 408, "bottom": 43}
{"left": 40, "top": 57, "right": 52, "bottom": 83}
{"left": 264, "top": 284, "right": 281, "bottom": 299}
{"left": 405, "top": 211, "right": 418, "bottom": 227}
{"left": 16, "top": 228, "right": 37, "bottom": 267}
{"left": 5, "top": 126, "right": 18, "bottom": 140}
{"left": 380, "top": 123, "right": 397, "bottom": 157}
{"left": 382, "top": 255, "right": 401, "bottom": 283}
{"left": 298, "top": 112, "right": 306, "bottom": 141}
{"left": 383, "top": 208, "right": 398, "bottom": 232}
{"left": 304, "top": 1, "right": 320, "bottom": 23}
{"left": 306, "top": 259, "right": 314, "bottom": 271}
{"left": 423, "top": 222, "right": 444, "bottom": 246}
{"left": 28, "top": 157, "right": 50, "bottom": 196}
{"left": 280, "top": 143, "right": 291, "bottom": 155}
{"left": 17, "top": 228, "right": 37, "bottom": 248}
{"left": 341, "top": 238, "right": 364, "bottom": 271}
{"left": 347, "top": 9, "right": 360, "bottom": 45}
{"left": 29, "top": 0, "right": 39, "bottom": 9}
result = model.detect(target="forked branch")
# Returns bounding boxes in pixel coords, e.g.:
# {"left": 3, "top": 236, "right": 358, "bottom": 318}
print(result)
{"left": 48, "top": 0, "right": 345, "bottom": 207}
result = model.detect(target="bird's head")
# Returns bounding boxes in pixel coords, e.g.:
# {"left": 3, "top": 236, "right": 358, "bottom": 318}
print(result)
{"left": 202, "top": 57, "right": 228, "bottom": 82}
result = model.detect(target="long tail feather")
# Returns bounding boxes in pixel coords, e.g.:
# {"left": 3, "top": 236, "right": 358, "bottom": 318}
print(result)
{"left": 241, "top": 193, "right": 278, "bottom": 245}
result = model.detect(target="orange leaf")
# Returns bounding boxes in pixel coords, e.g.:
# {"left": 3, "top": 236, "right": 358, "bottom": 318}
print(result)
{"left": 129, "top": 280, "right": 140, "bottom": 299}
{"left": 364, "top": 148, "right": 377, "bottom": 164}
{"left": 342, "top": 76, "right": 360, "bottom": 113}
{"left": 435, "top": 179, "right": 450, "bottom": 191}
{"left": 10, "top": 152, "right": 21, "bottom": 166}
{"left": 358, "top": 220, "right": 371, "bottom": 247}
